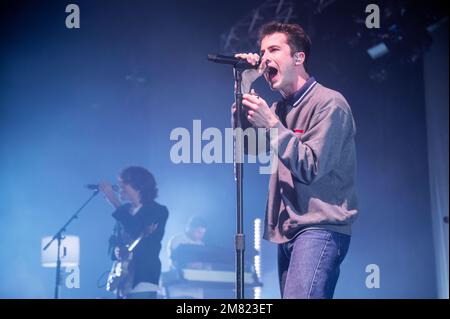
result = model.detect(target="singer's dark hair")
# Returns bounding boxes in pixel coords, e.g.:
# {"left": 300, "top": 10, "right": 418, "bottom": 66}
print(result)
{"left": 258, "top": 21, "right": 311, "bottom": 72}
{"left": 119, "top": 166, "right": 158, "bottom": 204}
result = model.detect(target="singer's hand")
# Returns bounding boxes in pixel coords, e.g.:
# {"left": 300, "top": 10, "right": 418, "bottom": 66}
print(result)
{"left": 114, "top": 246, "right": 121, "bottom": 260}
{"left": 98, "top": 181, "right": 121, "bottom": 208}
{"left": 242, "top": 90, "right": 279, "bottom": 128}
{"left": 234, "top": 53, "right": 267, "bottom": 93}
{"left": 231, "top": 103, "right": 239, "bottom": 129}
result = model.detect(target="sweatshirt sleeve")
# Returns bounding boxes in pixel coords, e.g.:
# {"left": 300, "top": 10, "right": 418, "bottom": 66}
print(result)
{"left": 268, "top": 102, "right": 355, "bottom": 184}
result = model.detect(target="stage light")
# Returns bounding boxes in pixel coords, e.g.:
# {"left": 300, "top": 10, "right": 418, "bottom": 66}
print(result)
{"left": 253, "top": 286, "right": 262, "bottom": 299}
{"left": 367, "top": 42, "right": 389, "bottom": 60}
{"left": 254, "top": 218, "right": 261, "bottom": 252}
{"left": 253, "top": 218, "right": 262, "bottom": 299}
{"left": 41, "top": 235, "right": 80, "bottom": 268}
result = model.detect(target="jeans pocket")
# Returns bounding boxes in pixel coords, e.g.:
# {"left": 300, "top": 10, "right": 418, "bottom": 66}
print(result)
{"left": 336, "top": 233, "right": 351, "bottom": 262}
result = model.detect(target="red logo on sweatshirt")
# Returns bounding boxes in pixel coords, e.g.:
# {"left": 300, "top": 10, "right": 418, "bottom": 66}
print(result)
{"left": 294, "top": 129, "right": 304, "bottom": 134}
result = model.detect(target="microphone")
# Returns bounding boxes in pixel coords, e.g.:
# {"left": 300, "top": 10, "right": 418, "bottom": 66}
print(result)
{"left": 207, "top": 54, "right": 260, "bottom": 70}
{"left": 85, "top": 184, "right": 119, "bottom": 192}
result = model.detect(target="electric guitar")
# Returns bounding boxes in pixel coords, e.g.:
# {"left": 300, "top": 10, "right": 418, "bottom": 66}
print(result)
{"left": 106, "top": 224, "right": 158, "bottom": 297}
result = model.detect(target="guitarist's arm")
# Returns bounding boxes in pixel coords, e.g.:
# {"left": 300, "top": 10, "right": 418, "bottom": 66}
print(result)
{"left": 112, "top": 205, "right": 157, "bottom": 239}
{"left": 98, "top": 182, "right": 121, "bottom": 209}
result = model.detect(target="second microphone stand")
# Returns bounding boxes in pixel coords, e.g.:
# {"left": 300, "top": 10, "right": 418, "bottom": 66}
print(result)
{"left": 42, "top": 190, "right": 99, "bottom": 299}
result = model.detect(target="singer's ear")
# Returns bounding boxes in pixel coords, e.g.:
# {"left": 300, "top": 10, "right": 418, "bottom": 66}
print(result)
{"left": 294, "top": 52, "right": 305, "bottom": 65}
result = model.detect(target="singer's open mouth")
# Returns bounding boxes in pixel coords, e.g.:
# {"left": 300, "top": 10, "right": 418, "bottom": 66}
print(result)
{"left": 266, "top": 66, "right": 279, "bottom": 82}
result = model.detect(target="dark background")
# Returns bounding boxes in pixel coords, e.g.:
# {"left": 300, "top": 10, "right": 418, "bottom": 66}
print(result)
{"left": 0, "top": 0, "right": 447, "bottom": 298}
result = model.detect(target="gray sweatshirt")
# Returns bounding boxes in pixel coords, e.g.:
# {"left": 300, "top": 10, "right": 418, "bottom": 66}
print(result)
{"left": 263, "top": 78, "right": 358, "bottom": 243}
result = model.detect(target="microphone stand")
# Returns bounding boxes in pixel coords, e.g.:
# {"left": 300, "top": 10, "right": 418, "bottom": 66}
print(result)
{"left": 233, "top": 66, "right": 245, "bottom": 299}
{"left": 208, "top": 54, "right": 258, "bottom": 299}
{"left": 43, "top": 190, "right": 99, "bottom": 299}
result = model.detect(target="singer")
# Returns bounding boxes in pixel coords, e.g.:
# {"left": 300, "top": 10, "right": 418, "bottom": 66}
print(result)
{"left": 98, "top": 166, "right": 169, "bottom": 299}
{"left": 232, "top": 22, "right": 358, "bottom": 299}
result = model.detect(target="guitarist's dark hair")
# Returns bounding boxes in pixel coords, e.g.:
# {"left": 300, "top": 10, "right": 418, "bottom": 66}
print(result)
{"left": 119, "top": 166, "right": 158, "bottom": 204}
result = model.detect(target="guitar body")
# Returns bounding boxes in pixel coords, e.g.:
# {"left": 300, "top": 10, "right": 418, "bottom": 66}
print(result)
{"left": 106, "top": 225, "right": 156, "bottom": 297}
{"left": 106, "top": 247, "right": 134, "bottom": 297}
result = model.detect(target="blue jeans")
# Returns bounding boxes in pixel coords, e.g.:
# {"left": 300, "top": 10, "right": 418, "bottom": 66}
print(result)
{"left": 278, "top": 229, "right": 351, "bottom": 299}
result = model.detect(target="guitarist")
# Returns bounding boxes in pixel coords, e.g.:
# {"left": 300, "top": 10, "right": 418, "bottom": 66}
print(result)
{"left": 99, "top": 166, "right": 169, "bottom": 299}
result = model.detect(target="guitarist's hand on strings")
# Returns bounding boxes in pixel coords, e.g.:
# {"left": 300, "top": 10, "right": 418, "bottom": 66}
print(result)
{"left": 113, "top": 246, "right": 128, "bottom": 261}
{"left": 113, "top": 223, "right": 158, "bottom": 260}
